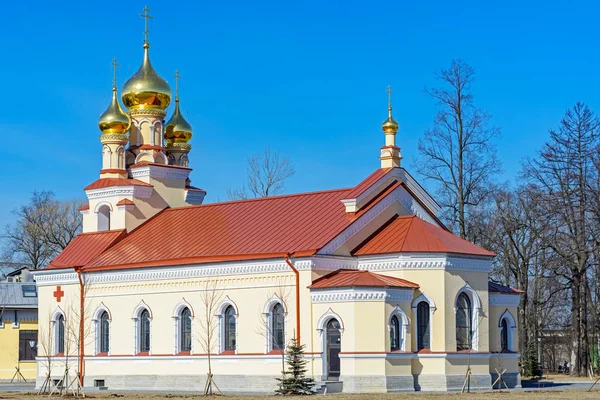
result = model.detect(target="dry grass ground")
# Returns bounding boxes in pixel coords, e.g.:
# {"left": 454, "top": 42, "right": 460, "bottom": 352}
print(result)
{"left": 1, "top": 390, "right": 600, "bottom": 400}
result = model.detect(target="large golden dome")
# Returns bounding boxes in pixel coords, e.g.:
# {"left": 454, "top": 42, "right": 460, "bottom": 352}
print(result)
{"left": 99, "top": 87, "right": 131, "bottom": 134}
{"left": 381, "top": 110, "right": 399, "bottom": 133}
{"left": 165, "top": 99, "right": 192, "bottom": 144}
{"left": 122, "top": 45, "right": 171, "bottom": 110}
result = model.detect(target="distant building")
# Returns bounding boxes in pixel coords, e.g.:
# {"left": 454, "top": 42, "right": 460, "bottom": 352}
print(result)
{"left": 0, "top": 272, "right": 38, "bottom": 381}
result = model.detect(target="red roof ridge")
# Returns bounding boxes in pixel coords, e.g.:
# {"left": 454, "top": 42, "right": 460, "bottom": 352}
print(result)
{"left": 167, "top": 187, "right": 354, "bottom": 212}
{"left": 309, "top": 269, "right": 419, "bottom": 289}
{"left": 84, "top": 178, "right": 153, "bottom": 190}
{"left": 345, "top": 168, "right": 394, "bottom": 199}
{"left": 116, "top": 199, "right": 135, "bottom": 206}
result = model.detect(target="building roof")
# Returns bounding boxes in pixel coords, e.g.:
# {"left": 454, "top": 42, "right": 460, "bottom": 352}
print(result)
{"left": 345, "top": 168, "right": 391, "bottom": 199}
{"left": 0, "top": 282, "right": 38, "bottom": 309}
{"left": 83, "top": 188, "right": 356, "bottom": 270}
{"left": 488, "top": 282, "right": 525, "bottom": 294}
{"left": 84, "top": 178, "right": 153, "bottom": 191}
{"left": 352, "top": 215, "right": 495, "bottom": 257}
{"left": 116, "top": 199, "right": 135, "bottom": 206}
{"left": 48, "top": 230, "right": 127, "bottom": 269}
{"left": 309, "top": 269, "right": 419, "bottom": 289}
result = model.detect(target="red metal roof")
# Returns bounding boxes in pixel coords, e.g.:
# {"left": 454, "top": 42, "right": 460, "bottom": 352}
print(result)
{"left": 47, "top": 230, "right": 127, "bottom": 269}
{"left": 78, "top": 204, "right": 89, "bottom": 211}
{"left": 488, "top": 282, "right": 525, "bottom": 294}
{"left": 116, "top": 199, "right": 135, "bottom": 206}
{"left": 84, "top": 188, "right": 356, "bottom": 270}
{"left": 352, "top": 215, "right": 495, "bottom": 257}
{"left": 309, "top": 269, "right": 419, "bottom": 289}
{"left": 345, "top": 168, "right": 392, "bottom": 199}
{"left": 84, "top": 178, "right": 153, "bottom": 190}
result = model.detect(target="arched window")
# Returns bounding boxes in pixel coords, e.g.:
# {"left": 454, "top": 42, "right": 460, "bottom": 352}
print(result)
{"left": 117, "top": 147, "right": 125, "bottom": 169}
{"left": 57, "top": 314, "right": 65, "bottom": 354}
{"left": 100, "top": 311, "right": 110, "bottom": 353}
{"left": 500, "top": 318, "right": 508, "bottom": 352}
{"left": 272, "top": 303, "right": 285, "bottom": 351}
{"left": 223, "top": 306, "right": 236, "bottom": 351}
{"left": 180, "top": 308, "right": 192, "bottom": 352}
{"left": 97, "top": 205, "right": 111, "bottom": 231}
{"left": 139, "top": 309, "right": 151, "bottom": 353}
{"left": 390, "top": 315, "right": 400, "bottom": 351}
{"left": 417, "top": 302, "right": 430, "bottom": 350}
{"left": 456, "top": 293, "right": 472, "bottom": 350}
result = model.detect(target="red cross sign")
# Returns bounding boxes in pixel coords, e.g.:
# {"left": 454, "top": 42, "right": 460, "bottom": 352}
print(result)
{"left": 53, "top": 286, "right": 64, "bottom": 302}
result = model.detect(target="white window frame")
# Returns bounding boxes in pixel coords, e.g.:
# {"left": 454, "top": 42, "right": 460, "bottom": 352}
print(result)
{"left": 388, "top": 306, "right": 409, "bottom": 352}
{"left": 454, "top": 283, "right": 482, "bottom": 351}
{"left": 499, "top": 309, "right": 517, "bottom": 352}
{"left": 172, "top": 299, "right": 194, "bottom": 355}
{"left": 92, "top": 303, "right": 111, "bottom": 355}
{"left": 412, "top": 293, "right": 436, "bottom": 351}
{"left": 216, "top": 297, "right": 238, "bottom": 354}
{"left": 50, "top": 307, "right": 66, "bottom": 355}
{"left": 132, "top": 301, "right": 152, "bottom": 355}
{"left": 263, "top": 295, "right": 287, "bottom": 354}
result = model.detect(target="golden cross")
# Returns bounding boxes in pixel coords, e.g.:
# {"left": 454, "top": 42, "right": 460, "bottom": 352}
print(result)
{"left": 140, "top": 5, "right": 153, "bottom": 45}
{"left": 387, "top": 85, "right": 393, "bottom": 109}
{"left": 174, "top": 70, "right": 181, "bottom": 99}
{"left": 111, "top": 57, "right": 119, "bottom": 88}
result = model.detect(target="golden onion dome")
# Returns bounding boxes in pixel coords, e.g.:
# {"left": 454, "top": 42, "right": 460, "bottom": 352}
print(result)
{"left": 98, "top": 87, "right": 131, "bottom": 134}
{"left": 382, "top": 107, "right": 399, "bottom": 133}
{"left": 122, "top": 45, "right": 171, "bottom": 110}
{"left": 165, "top": 99, "right": 193, "bottom": 144}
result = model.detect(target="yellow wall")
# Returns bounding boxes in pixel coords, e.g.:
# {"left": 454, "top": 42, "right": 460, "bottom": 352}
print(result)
{"left": 0, "top": 317, "right": 38, "bottom": 381}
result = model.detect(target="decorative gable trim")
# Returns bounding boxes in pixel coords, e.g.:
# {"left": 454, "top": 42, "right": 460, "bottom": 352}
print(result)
{"left": 310, "top": 287, "right": 414, "bottom": 303}
{"left": 85, "top": 186, "right": 152, "bottom": 200}
{"left": 358, "top": 254, "right": 492, "bottom": 273}
{"left": 489, "top": 293, "right": 521, "bottom": 307}
{"left": 130, "top": 164, "right": 191, "bottom": 181}
{"left": 185, "top": 189, "right": 206, "bottom": 204}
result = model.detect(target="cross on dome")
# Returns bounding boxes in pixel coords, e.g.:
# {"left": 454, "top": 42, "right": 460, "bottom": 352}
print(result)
{"left": 140, "top": 5, "right": 153, "bottom": 46}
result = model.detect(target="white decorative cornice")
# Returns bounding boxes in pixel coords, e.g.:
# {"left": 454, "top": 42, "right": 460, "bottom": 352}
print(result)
{"left": 358, "top": 253, "right": 492, "bottom": 273}
{"left": 310, "top": 287, "right": 414, "bottom": 303}
{"left": 489, "top": 293, "right": 521, "bottom": 307}
{"left": 85, "top": 186, "right": 152, "bottom": 200}
{"left": 130, "top": 164, "right": 190, "bottom": 181}
{"left": 397, "top": 168, "right": 441, "bottom": 216}
{"left": 185, "top": 189, "right": 206, "bottom": 204}
{"left": 295, "top": 256, "right": 358, "bottom": 272}
{"left": 338, "top": 353, "right": 415, "bottom": 359}
{"left": 32, "top": 270, "right": 78, "bottom": 286}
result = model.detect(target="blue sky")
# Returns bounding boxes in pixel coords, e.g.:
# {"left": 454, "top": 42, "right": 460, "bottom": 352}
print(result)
{"left": 0, "top": 0, "right": 598, "bottom": 230}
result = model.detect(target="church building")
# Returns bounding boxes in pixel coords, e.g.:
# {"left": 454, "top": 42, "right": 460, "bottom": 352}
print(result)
{"left": 33, "top": 8, "right": 522, "bottom": 393}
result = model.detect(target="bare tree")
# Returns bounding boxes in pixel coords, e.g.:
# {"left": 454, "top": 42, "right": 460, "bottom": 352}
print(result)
{"left": 523, "top": 102, "right": 600, "bottom": 376}
{"left": 37, "top": 310, "right": 57, "bottom": 395}
{"left": 415, "top": 59, "right": 500, "bottom": 240}
{"left": 227, "top": 147, "right": 295, "bottom": 200}
{"left": 197, "top": 279, "right": 222, "bottom": 395}
{"left": 2, "top": 191, "right": 84, "bottom": 269}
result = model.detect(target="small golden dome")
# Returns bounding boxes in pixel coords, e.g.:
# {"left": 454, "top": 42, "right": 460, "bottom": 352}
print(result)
{"left": 382, "top": 108, "right": 399, "bottom": 133}
{"left": 99, "top": 87, "right": 131, "bottom": 134}
{"left": 122, "top": 45, "right": 171, "bottom": 110}
{"left": 165, "top": 99, "right": 193, "bottom": 144}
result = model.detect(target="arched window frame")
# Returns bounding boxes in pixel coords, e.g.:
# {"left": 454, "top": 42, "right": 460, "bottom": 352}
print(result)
{"left": 263, "top": 295, "right": 287, "bottom": 354}
{"left": 172, "top": 299, "right": 194, "bottom": 355}
{"left": 412, "top": 293, "right": 436, "bottom": 351}
{"left": 116, "top": 146, "right": 125, "bottom": 169}
{"left": 454, "top": 284, "right": 482, "bottom": 351}
{"left": 51, "top": 308, "right": 66, "bottom": 355}
{"left": 216, "top": 297, "right": 239, "bottom": 354}
{"left": 389, "top": 306, "right": 409, "bottom": 352}
{"left": 95, "top": 202, "right": 112, "bottom": 232}
{"left": 316, "top": 308, "right": 344, "bottom": 380}
{"left": 132, "top": 301, "right": 152, "bottom": 355}
{"left": 102, "top": 145, "right": 112, "bottom": 169}
{"left": 499, "top": 309, "right": 517, "bottom": 352}
{"left": 92, "top": 303, "right": 112, "bottom": 355}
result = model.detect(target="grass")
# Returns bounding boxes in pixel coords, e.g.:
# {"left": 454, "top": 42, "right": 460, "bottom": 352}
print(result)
{"left": 1, "top": 390, "right": 599, "bottom": 400}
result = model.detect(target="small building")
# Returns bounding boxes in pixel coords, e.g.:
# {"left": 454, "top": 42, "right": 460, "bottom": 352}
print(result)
{"left": 0, "top": 279, "right": 38, "bottom": 381}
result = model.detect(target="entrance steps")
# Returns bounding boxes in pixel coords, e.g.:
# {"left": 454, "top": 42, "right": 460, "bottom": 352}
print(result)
{"left": 312, "top": 381, "right": 343, "bottom": 394}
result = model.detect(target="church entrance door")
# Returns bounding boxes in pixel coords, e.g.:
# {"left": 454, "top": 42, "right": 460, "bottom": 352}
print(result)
{"left": 326, "top": 319, "right": 341, "bottom": 380}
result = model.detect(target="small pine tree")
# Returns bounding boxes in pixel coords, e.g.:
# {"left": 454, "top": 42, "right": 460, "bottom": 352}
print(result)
{"left": 275, "top": 337, "right": 315, "bottom": 395}
{"left": 522, "top": 342, "right": 542, "bottom": 378}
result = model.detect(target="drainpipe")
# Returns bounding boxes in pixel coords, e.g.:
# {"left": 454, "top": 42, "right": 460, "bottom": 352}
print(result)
{"left": 75, "top": 267, "right": 85, "bottom": 386}
{"left": 284, "top": 254, "right": 301, "bottom": 345}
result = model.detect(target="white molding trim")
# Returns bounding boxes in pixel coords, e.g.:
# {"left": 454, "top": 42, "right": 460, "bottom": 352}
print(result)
{"left": 397, "top": 168, "right": 441, "bottom": 216}
{"left": 94, "top": 201, "right": 113, "bottom": 213}
{"left": 310, "top": 287, "right": 414, "bottom": 303}
{"left": 418, "top": 352, "right": 493, "bottom": 359}
{"left": 412, "top": 293, "right": 436, "bottom": 351}
{"left": 338, "top": 352, "right": 415, "bottom": 359}
{"left": 32, "top": 270, "right": 78, "bottom": 286}
{"left": 172, "top": 299, "right": 194, "bottom": 355}
{"left": 85, "top": 185, "right": 153, "bottom": 200}
{"left": 92, "top": 303, "right": 112, "bottom": 356}
{"left": 132, "top": 300, "right": 152, "bottom": 319}
{"left": 358, "top": 253, "right": 492, "bottom": 273}
{"left": 185, "top": 189, "right": 206, "bottom": 204}
{"left": 130, "top": 164, "right": 191, "bottom": 181}
{"left": 263, "top": 298, "right": 287, "bottom": 354}
{"left": 489, "top": 293, "right": 521, "bottom": 307}
{"left": 216, "top": 297, "right": 238, "bottom": 354}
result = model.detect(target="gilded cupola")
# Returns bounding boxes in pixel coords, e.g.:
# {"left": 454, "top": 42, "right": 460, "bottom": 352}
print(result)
{"left": 98, "top": 58, "right": 131, "bottom": 134}
{"left": 121, "top": 7, "right": 171, "bottom": 111}
{"left": 381, "top": 85, "right": 399, "bottom": 134}
{"left": 165, "top": 70, "right": 193, "bottom": 145}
